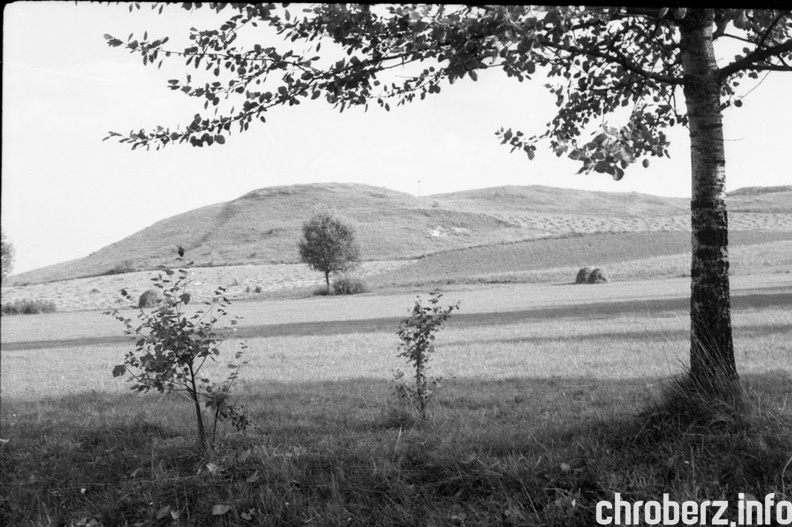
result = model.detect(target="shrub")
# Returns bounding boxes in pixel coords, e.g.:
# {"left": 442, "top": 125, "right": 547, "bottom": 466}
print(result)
{"left": 106, "top": 269, "right": 250, "bottom": 450}
{"left": 332, "top": 275, "right": 368, "bottom": 295}
{"left": 394, "top": 291, "right": 460, "bottom": 421}
{"left": 105, "top": 260, "right": 136, "bottom": 276}
{"left": 1, "top": 299, "right": 57, "bottom": 315}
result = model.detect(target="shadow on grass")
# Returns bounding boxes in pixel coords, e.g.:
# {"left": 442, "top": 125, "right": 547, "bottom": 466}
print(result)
{"left": 1, "top": 372, "right": 790, "bottom": 526}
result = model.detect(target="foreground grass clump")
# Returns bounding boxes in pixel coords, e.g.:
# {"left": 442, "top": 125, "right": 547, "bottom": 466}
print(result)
{"left": 1, "top": 298, "right": 57, "bottom": 316}
{"left": 1, "top": 374, "right": 789, "bottom": 526}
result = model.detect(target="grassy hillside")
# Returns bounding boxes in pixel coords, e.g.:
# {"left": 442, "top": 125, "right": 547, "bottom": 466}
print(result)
{"left": 434, "top": 184, "right": 690, "bottom": 216}
{"left": 6, "top": 183, "right": 791, "bottom": 286}
{"left": 371, "top": 231, "right": 792, "bottom": 288}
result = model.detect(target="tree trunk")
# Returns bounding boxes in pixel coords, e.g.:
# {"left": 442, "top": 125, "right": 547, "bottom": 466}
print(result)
{"left": 325, "top": 270, "right": 331, "bottom": 294}
{"left": 188, "top": 371, "right": 208, "bottom": 449}
{"left": 679, "top": 9, "right": 738, "bottom": 391}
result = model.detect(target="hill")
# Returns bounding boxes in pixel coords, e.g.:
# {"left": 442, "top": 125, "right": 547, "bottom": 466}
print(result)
{"left": 6, "top": 183, "right": 792, "bottom": 285}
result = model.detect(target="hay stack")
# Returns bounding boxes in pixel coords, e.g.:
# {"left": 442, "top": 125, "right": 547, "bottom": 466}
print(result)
{"left": 138, "top": 288, "right": 160, "bottom": 308}
{"left": 586, "top": 268, "right": 609, "bottom": 284}
{"left": 575, "top": 267, "right": 593, "bottom": 284}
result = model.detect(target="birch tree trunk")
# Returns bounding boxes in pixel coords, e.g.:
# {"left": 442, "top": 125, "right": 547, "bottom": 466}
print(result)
{"left": 679, "top": 9, "right": 739, "bottom": 390}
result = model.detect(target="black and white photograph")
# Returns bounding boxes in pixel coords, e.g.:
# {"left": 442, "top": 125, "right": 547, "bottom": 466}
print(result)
{"left": 2, "top": 4, "right": 791, "bottom": 526}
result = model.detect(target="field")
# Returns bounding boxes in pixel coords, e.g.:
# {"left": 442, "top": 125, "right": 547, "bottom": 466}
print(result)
{"left": 2, "top": 184, "right": 791, "bottom": 525}
{"left": 2, "top": 274, "right": 791, "bottom": 526}
{"left": 3, "top": 232, "right": 791, "bottom": 314}
{"left": 372, "top": 231, "right": 792, "bottom": 288}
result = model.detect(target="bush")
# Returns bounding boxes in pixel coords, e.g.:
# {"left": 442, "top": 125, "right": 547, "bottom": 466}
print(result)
{"left": 104, "top": 260, "right": 136, "bottom": 276}
{"left": 394, "top": 291, "right": 460, "bottom": 420}
{"left": 106, "top": 268, "right": 249, "bottom": 450}
{"left": 1, "top": 299, "right": 57, "bottom": 315}
{"left": 332, "top": 275, "right": 368, "bottom": 295}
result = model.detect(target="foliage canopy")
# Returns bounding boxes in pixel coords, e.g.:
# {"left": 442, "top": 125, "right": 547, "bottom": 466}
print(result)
{"left": 1, "top": 229, "right": 14, "bottom": 279}
{"left": 298, "top": 211, "right": 361, "bottom": 293}
{"left": 104, "top": 5, "right": 790, "bottom": 175}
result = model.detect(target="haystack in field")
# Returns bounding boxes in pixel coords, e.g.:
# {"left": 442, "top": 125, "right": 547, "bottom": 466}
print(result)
{"left": 586, "top": 268, "right": 609, "bottom": 284}
{"left": 138, "top": 289, "right": 160, "bottom": 308}
{"left": 575, "top": 267, "right": 593, "bottom": 284}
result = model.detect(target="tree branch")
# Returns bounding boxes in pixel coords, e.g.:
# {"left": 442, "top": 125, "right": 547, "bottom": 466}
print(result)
{"left": 747, "top": 64, "right": 792, "bottom": 72}
{"left": 757, "top": 11, "right": 789, "bottom": 50}
{"left": 718, "top": 39, "right": 792, "bottom": 79}
{"left": 541, "top": 40, "right": 682, "bottom": 85}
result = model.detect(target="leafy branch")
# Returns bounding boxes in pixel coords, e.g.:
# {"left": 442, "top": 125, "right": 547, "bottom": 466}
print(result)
{"left": 105, "top": 268, "right": 250, "bottom": 450}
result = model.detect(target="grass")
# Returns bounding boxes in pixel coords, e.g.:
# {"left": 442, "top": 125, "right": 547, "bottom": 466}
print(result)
{"left": 1, "top": 279, "right": 790, "bottom": 525}
{"left": 370, "top": 232, "right": 792, "bottom": 289}
{"left": 1, "top": 376, "right": 789, "bottom": 526}
{"left": 4, "top": 236, "right": 789, "bottom": 315}
{"left": 1, "top": 299, "right": 57, "bottom": 316}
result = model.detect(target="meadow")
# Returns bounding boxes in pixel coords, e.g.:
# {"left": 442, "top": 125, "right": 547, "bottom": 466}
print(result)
{"left": 1, "top": 275, "right": 790, "bottom": 526}
{"left": 2, "top": 232, "right": 791, "bottom": 315}
{"left": 372, "top": 231, "right": 792, "bottom": 288}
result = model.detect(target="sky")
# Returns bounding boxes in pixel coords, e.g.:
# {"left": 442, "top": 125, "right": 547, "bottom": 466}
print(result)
{"left": 3, "top": 3, "right": 791, "bottom": 275}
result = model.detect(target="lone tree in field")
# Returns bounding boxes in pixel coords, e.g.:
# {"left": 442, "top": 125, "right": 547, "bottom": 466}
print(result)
{"left": 105, "top": 5, "right": 792, "bottom": 398}
{"left": 298, "top": 212, "right": 361, "bottom": 294}
{"left": 1, "top": 229, "right": 14, "bottom": 279}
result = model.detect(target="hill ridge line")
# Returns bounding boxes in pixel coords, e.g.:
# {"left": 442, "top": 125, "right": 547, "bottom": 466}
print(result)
{"left": 5, "top": 183, "right": 790, "bottom": 285}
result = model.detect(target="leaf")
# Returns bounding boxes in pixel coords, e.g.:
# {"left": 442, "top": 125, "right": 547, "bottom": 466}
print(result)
{"left": 156, "top": 505, "right": 172, "bottom": 520}
{"left": 112, "top": 365, "right": 127, "bottom": 377}
{"left": 246, "top": 470, "right": 259, "bottom": 483}
{"left": 212, "top": 504, "right": 231, "bottom": 516}
{"left": 215, "top": 134, "right": 226, "bottom": 144}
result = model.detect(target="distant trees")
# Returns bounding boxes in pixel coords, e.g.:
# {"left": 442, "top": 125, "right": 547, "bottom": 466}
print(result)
{"left": 298, "top": 212, "right": 361, "bottom": 294}
{"left": 1, "top": 229, "right": 14, "bottom": 279}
